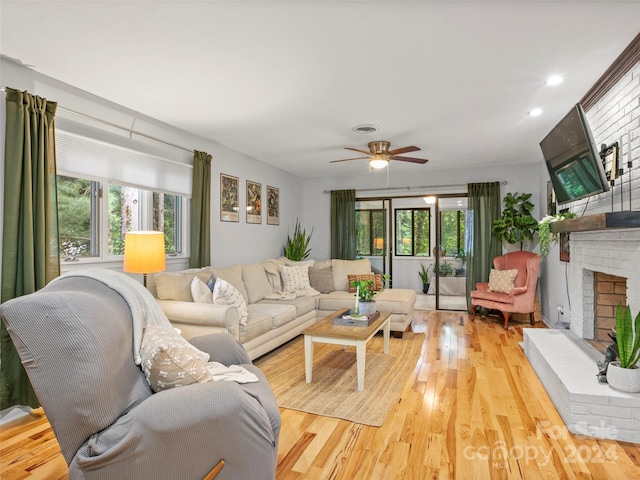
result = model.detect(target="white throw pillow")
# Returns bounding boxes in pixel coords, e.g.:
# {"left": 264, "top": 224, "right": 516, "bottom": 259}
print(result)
{"left": 191, "top": 276, "right": 213, "bottom": 304}
{"left": 280, "top": 265, "right": 311, "bottom": 292}
{"left": 213, "top": 278, "right": 248, "bottom": 326}
{"left": 488, "top": 268, "right": 519, "bottom": 293}
{"left": 140, "top": 325, "right": 212, "bottom": 392}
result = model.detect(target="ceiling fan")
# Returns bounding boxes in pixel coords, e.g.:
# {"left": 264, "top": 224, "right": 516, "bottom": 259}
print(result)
{"left": 330, "top": 141, "right": 429, "bottom": 169}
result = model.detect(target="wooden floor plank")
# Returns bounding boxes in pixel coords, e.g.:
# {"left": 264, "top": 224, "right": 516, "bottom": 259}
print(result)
{"left": 2, "top": 310, "right": 640, "bottom": 479}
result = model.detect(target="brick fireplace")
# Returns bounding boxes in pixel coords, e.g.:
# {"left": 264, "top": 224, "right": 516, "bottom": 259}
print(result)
{"left": 524, "top": 220, "right": 640, "bottom": 444}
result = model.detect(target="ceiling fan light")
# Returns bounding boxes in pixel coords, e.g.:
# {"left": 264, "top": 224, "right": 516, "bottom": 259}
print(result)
{"left": 369, "top": 155, "right": 389, "bottom": 169}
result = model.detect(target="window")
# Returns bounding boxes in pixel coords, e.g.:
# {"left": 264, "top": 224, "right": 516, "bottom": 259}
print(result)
{"left": 58, "top": 175, "right": 99, "bottom": 258}
{"left": 395, "top": 208, "right": 430, "bottom": 256}
{"left": 440, "top": 210, "right": 466, "bottom": 256}
{"left": 57, "top": 174, "right": 186, "bottom": 261}
{"left": 356, "top": 209, "right": 385, "bottom": 256}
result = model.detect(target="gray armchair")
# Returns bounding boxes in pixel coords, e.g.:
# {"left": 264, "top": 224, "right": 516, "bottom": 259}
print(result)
{"left": 0, "top": 275, "right": 280, "bottom": 480}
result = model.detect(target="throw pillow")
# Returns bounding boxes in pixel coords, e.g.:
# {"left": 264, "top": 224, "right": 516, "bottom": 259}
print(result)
{"left": 488, "top": 269, "right": 519, "bottom": 293}
{"left": 308, "top": 266, "right": 335, "bottom": 293}
{"left": 213, "top": 278, "right": 249, "bottom": 326}
{"left": 140, "top": 325, "right": 212, "bottom": 392}
{"left": 347, "top": 273, "right": 383, "bottom": 292}
{"left": 280, "top": 265, "right": 311, "bottom": 292}
{"left": 191, "top": 277, "right": 213, "bottom": 304}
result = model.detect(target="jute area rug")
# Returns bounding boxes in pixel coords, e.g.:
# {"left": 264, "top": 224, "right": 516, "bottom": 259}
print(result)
{"left": 254, "top": 331, "right": 425, "bottom": 427}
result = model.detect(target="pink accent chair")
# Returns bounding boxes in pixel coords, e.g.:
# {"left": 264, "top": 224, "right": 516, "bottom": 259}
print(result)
{"left": 470, "top": 250, "right": 541, "bottom": 329}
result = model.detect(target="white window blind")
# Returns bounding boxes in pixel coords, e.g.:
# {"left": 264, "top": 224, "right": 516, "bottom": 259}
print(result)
{"left": 55, "top": 130, "right": 192, "bottom": 196}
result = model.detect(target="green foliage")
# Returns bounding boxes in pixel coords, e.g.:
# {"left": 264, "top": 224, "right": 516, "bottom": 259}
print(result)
{"left": 615, "top": 304, "right": 640, "bottom": 369}
{"left": 350, "top": 279, "right": 375, "bottom": 302}
{"left": 430, "top": 261, "right": 455, "bottom": 276}
{"left": 418, "top": 264, "right": 429, "bottom": 283}
{"left": 283, "top": 219, "right": 313, "bottom": 261}
{"left": 493, "top": 192, "right": 538, "bottom": 248}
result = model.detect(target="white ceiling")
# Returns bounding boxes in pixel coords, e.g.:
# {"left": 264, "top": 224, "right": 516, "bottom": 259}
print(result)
{"left": 1, "top": 1, "right": 639, "bottom": 178}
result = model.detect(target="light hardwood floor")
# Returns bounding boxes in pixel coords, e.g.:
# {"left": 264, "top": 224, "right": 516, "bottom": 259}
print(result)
{"left": 2, "top": 310, "right": 640, "bottom": 479}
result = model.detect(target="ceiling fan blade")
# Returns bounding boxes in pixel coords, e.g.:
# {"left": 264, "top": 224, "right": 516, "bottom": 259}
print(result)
{"left": 344, "top": 147, "right": 372, "bottom": 155}
{"left": 388, "top": 145, "right": 420, "bottom": 155}
{"left": 330, "top": 156, "right": 369, "bottom": 163}
{"left": 390, "top": 155, "right": 429, "bottom": 164}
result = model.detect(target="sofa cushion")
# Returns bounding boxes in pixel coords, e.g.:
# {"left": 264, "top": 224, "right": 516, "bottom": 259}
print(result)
{"left": 213, "top": 278, "right": 248, "bottom": 326}
{"left": 281, "top": 265, "right": 311, "bottom": 292}
{"left": 262, "top": 258, "right": 287, "bottom": 292}
{"left": 315, "top": 290, "right": 357, "bottom": 312}
{"left": 331, "top": 259, "right": 371, "bottom": 291}
{"left": 373, "top": 289, "right": 416, "bottom": 315}
{"left": 242, "top": 262, "right": 274, "bottom": 304}
{"left": 250, "top": 303, "right": 296, "bottom": 329}
{"left": 240, "top": 308, "right": 273, "bottom": 343}
{"left": 155, "top": 267, "right": 213, "bottom": 301}
{"left": 140, "top": 325, "right": 212, "bottom": 392}
{"left": 191, "top": 277, "right": 213, "bottom": 304}
{"left": 258, "top": 295, "right": 316, "bottom": 318}
{"left": 308, "top": 266, "right": 334, "bottom": 293}
{"left": 347, "top": 273, "right": 382, "bottom": 292}
{"left": 213, "top": 264, "right": 249, "bottom": 303}
{"left": 488, "top": 268, "right": 518, "bottom": 293}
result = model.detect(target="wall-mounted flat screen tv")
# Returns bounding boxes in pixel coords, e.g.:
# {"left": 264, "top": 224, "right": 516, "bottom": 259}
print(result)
{"left": 540, "top": 103, "right": 609, "bottom": 205}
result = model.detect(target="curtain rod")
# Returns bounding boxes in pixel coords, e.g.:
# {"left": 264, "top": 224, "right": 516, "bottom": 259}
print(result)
{"left": 323, "top": 180, "right": 507, "bottom": 194}
{"left": 1, "top": 86, "right": 194, "bottom": 154}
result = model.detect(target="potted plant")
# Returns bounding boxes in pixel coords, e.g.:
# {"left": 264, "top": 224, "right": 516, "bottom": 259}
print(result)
{"left": 350, "top": 279, "right": 377, "bottom": 315}
{"left": 492, "top": 192, "right": 539, "bottom": 250}
{"left": 431, "top": 261, "right": 455, "bottom": 277}
{"left": 606, "top": 304, "right": 640, "bottom": 393}
{"left": 418, "top": 264, "right": 430, "bottom": 294}
{"left": 537, "top": 212, "right": 576, "bottom": 256}
{"left": 283, "top": 219, "right": 313, "bottom": 261}
{"left": 454, "top": 249, "right": 467, "bottom": 276}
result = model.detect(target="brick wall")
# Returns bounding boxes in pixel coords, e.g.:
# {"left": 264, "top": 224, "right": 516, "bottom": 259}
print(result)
{"left": 565, "top": 59, "right": 640, "bottom": 339}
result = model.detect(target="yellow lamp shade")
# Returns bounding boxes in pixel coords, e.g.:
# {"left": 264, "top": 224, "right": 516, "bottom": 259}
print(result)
{"left": 123, "top": 231, "right": 166, "bottom": 274}
{"left": 373, "top": 237, "right": 384, "bottom": 249}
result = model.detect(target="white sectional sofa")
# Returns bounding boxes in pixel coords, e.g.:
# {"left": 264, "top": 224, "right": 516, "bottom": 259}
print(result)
{"left": 148, "top": 258, "right": 416, "bottom": 360}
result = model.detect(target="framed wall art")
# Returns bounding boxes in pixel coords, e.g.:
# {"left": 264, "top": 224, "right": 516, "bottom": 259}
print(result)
{"left": 220, "top": 173, "right": 239, "bottom": 222}
{"left": 267, "top": 185, "right": 279, "bottom": 225}
{"left": 246, "top": 180, "right": 262, "bottom": 224}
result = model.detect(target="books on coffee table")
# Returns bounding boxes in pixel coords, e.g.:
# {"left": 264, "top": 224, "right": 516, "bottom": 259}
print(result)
{"left": 333, "top": 310, "right": 380, "bottom": 327}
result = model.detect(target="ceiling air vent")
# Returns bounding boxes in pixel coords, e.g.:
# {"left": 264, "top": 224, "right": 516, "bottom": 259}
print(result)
{"left": 352, "top": 124, "right": 380, "bottom": 134}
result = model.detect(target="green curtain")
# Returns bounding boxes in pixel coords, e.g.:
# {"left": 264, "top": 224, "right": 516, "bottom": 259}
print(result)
{"left": 330, "top": 189, "right": 356, "bottom": 260}
{"left": 189, "top": 150, "right": 212, "bottom": 268}
{"left": 465, "top": 182, "right": 502, "bottom": 311}
{"left": 1, "top": 87, "right": 60, "bottom": 409}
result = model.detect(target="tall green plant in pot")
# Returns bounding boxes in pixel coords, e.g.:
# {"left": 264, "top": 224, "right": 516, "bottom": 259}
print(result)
{"left": 492, "top": 192, "right": 538, "bottom": 250}
{"left": 283, "top": 219, "right": 313, "bottom": 261}
{"left": 606, "top": 304, "right": 640, "bottom": 393}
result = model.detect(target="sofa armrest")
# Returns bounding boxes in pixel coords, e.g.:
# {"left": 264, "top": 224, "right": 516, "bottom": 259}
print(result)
{"left": 189, "top": 332, "right": 251, "bottom": 366}
{"left": 156, "top": 300, "right": 240, "bottom": 336}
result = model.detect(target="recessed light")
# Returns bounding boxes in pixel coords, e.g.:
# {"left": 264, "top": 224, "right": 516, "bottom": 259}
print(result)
{"left": 546, "top": 75, "right": 563, "bottom": 86}
{"left": 529, "top": 108, "right": 543, "bottom": 117}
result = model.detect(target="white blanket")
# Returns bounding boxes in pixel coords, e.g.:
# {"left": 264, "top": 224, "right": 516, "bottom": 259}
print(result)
{"left": 51, "top": 269, "right": 174, "bottom": 365}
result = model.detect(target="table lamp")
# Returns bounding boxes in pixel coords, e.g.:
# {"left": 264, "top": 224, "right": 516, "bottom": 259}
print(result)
{"left": 123, "top": 231, "right": 166, "bottom": 287}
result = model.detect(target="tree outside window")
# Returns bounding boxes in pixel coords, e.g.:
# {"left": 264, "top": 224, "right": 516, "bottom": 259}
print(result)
{"left": 356, "top": 209, "right": 385, "bottom": 256}
{"left": 440, "top": 210, "right": 465, "bottom": 256}
{"left": 395, "top": 208, "right": 430, "bottom": 256}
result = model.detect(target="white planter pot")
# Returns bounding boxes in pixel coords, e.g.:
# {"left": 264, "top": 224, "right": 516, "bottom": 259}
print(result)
{"left": 358, "top": 301, "right": 377, "bottom": 315}
{"left": 606, "top": 362, "right": 640, "bottom": 393}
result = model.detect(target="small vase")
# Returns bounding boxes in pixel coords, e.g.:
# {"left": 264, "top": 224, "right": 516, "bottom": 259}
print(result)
{"left": 358, "top": 301, "right": 377, "bottom": 315}
{"left": 606, "top": 362, "right": 640, "bottom": 393}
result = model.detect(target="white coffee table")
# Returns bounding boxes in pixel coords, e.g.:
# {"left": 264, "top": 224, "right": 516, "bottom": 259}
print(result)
{"left": 302, "top": 309, "right": 391, "bottom": 391}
